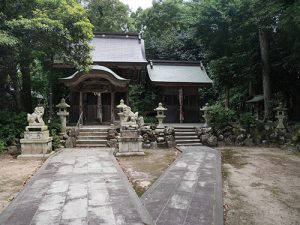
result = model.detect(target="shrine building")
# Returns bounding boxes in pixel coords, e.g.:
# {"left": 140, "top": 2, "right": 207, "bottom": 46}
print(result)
{"left": 60, "top": 32, "right": 213, "bottom": 124}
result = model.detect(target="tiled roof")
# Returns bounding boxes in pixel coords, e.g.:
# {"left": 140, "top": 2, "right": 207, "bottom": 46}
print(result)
{"left": 91, "top": 33, "right": 147, "bottom": 63}
{"left": 147, "top": 61, "right": 213, "bottom": 85}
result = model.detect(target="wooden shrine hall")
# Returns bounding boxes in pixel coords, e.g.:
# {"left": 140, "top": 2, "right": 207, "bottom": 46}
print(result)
{"left": 60, "top": 32, "right": 213, "bottom": 124}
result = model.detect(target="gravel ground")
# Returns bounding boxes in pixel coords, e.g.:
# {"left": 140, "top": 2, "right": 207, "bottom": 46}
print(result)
{"left": 220, "top": 147, "right": 300, "bottom": 225}
{"left": 0, "top": 154, "right": 43, "bottom": 213}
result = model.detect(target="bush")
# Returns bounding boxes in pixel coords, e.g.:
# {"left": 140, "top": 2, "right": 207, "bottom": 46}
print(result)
{"left": 51, "top": 132, "right": 61, "bottom": 151}
{"left": 0, "top": 140, "right": 6, "bottom": 153}
{"left": 239, "top": 112, "right": 256, "bottom": 131}
{"left": 48, "top": 116, "right": 61, "bottom": 136}
{"left": 0, "top": 111, "right": 27, "bottom": 147}
{"left": 208, "top": 104, "right": 237, "bottom": 130}
{"left": 143, "top": 115, "right": 157, "bottom": 124}
{"left": 129, "top": 84, "right": 158, "bottom": 117}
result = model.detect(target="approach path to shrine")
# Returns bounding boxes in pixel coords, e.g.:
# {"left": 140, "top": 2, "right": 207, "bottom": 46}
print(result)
{"left": 0, "top": 148, "right": 153, "bottom": 225}
{"left": 141, "top": 146, "right": 223, "bottom": 225}
{"left": 0, "top": 146, "right": 223, "bottom": 225}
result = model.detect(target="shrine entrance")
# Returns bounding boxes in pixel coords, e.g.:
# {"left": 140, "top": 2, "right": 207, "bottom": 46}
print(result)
{"left": 61, "top": 65, "right": 129, "bottom": 124}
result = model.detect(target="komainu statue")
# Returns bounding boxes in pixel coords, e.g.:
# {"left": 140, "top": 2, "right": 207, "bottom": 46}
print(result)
{"left": 27, "top": 107, "right": 45, "bottom": 126}
{"left": 123, "top": 106, "right": 139, "bottom": 122}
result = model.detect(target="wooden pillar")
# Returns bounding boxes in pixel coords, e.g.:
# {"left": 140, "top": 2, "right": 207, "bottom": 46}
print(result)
{"left": 179, "top": 88, "right": 184, "bottom": 123}
{"left": 79, "top": 91, "right": 83, "bottom": 124}
{"left": 126, "top": 90, "right": 129, "bottom": 105}
{"left": 111, "top": 91, "right": 115, "bottom": 123}
{"left": 96, "top": 92, "right": 102, "bottom": 124}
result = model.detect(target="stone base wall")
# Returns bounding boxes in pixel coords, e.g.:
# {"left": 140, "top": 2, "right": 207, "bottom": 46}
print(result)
{"left": 20, "top": 130, "right": 53, "bottom": 156}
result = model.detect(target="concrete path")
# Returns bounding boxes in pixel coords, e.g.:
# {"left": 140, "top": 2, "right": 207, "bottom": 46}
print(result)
{"left": 0, "top": 148, "right": 153, "bottom": 225}
{"left": 141, "top": 146, "right": 223, "bottom": 225}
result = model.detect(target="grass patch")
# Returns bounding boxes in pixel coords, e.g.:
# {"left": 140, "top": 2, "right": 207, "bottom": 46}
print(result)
{"left": 221, "top": 149, "right": 248, "bottom": 169}
{"left": 132, "top": 181, "right": 147, "bottom": 197}
{"left": 117, "top": 149, "right": 179, "bottom": 197}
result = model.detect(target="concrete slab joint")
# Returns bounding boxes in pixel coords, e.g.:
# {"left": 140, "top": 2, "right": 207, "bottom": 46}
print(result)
{"left": 0, "top": 146, "right": 223, "bottom": 225}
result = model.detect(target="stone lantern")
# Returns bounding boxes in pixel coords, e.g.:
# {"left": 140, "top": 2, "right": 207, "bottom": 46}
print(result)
{"left": 275, "top": 102, "right": 287, "bottom": 130}
{"left": 200, "top": 103, "right": 210, "bottom": 127}
{"left": 56, "top": 98, "right": 70, "bottom": 135}
{"left": 117, "top": 99, "right": 127, "bottom": 125}
{"left": 154, "top": 103, "right": 167, "bottom": 129}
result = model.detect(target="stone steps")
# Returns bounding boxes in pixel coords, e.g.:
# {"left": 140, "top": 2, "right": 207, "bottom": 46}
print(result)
{"left": 175, "top": 132, "right": 196, "bottom": 136}
{"left": 79, "top": 128, "right": 108, "bottom": 132}
{"left": 76, "top": 127, "right": 108, "bottom": 147}
{"left": 174, "top": 126, "right": 201, "bottom": 146}
{"left": 76, "top": 139, "right": 107, "bottom": 145}
{"left": 176, "top": 143, "right": 203, "bottom": 146}
{"left": 77, "top": 136, "right": 107, "bottom": 140}
{"left": 76, "top": 144, "right": 107, "bottom": 148}
{"left": 175, "top": 135, "right": 198, "bottom": 139}
{"left": 79, "top": 132, "right": 107, "bottom": 136}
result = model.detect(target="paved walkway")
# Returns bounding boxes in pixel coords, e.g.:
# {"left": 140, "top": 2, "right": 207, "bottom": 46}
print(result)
{"left": 0, "top": 148, "right": 153, "bottom": 225}
{"left": 141, "top": 146, "right": 223, "bottom": 225}
{"left": 0, "top": 146, "right": 223, "bottom": 225}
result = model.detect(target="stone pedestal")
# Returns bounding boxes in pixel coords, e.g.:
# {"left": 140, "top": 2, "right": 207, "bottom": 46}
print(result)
{"left": 116, "top": 129, "right": 144, "bottom": 156}
{"left": 19, "top": 128, "right": 53, "bottom": 159}
{"left": 18, "top": 106, "right": 53, "bottom": 159}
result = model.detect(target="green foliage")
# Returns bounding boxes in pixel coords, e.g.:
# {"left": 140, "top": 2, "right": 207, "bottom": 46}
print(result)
{"left": 0, "top": 111, "right": 27, "bottom": 147}
{"left": 48, "top": 116, "right": 62, "bottom": 151}
{"left": 239, "top": 112, "right": 256, "bottom": 131}
{"left": 129, "top": 84, "right": 157, "bottom": 118}
{"left": 208, "top": 104, "right": 237, "bottom": 130}
{"left": 51, "top": 132, "right": 61, "bottom": 151}
{"left": 143, "top": 116, "right": 157, "bottom": 125}
{"left": 87, "top": 0, "right": 133, "bottom": 32}
{"left": 0, "top": 140, "right": 6, "bottom": 153}
{"left": 0, "top": 0, "right": 94, "bottom": 112}
{"left": 135, "top": 0, "right": 200, "bottom": 60}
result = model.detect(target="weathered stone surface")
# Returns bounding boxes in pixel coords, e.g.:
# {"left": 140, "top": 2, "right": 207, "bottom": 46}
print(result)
{"left": 201, "top": 134, "right": 209, "bottom": 145}
{"left": 19, "top": 107, "right": 53, "bottom": 158}
{"left": 236, "top": 134, "right": 245, "bottom": 146}
{"left": 244, "top": 137, "right": 254, "bottom": 146}
{"left": 207, "top": 135, "right": 218, "bottom": 147}
{"left": 0, "top": 148, "right": 153, "bottom": 225}
{"left": 141, "top": 146, "right": 223, "bottom": 225}
{"left": 165, "top": 135, "right": 176, "bottom": 148}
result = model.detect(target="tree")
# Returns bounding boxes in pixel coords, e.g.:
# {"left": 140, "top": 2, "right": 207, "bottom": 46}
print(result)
{"left": 1, "top": 0, "right": 93, "bottom": 112}
{"left": 86, "top": 0, "right": 133, "bottom": 32}
{"left": 193, "top": 0, "right": 255, "bottom": 109}
{"left": 134, "top": 0, "right": 201, "bottom": 60}
{"left": 247, "top": 0, "right": 283, "bottom": 119}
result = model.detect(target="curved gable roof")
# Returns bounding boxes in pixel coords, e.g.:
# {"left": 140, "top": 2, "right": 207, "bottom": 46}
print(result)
{"left": 61, "top": 65, "right": 129, "bottom": 88}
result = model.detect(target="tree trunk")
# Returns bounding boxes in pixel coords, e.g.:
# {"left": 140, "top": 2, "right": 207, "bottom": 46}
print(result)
{"left": 248, "top": 81, "right": 255, "bottom": 97}
{"left": 20, "top": 62, "right": 32, "bottom": 113}
{"left": 0, "top": 69, "right": 8, "bottom": 109}
{"left": 259, "top": 28, "right": 272, "bottom": 119}
{"left": 9, "top": 69, "right": 22, "bottom": 112}
{"left": 224, "top": 84, "right": 230, "bottom": 109}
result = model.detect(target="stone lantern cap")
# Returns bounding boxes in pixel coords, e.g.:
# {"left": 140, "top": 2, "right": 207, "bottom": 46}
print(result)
{"left": 274, "top": 102, "right": 287, "bottom": 111}
{"left": 117, "top": 99, "right": 127, "bottom": 109}
{"left": 56, "top": 98, "right": 70, "bottom": 109}
{"left": 154, "top": 103, "right": 167, "bottom": 111}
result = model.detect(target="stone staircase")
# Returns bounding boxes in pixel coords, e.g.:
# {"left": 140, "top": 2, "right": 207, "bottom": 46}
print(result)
{"left": 174, "top": 126, "right": 202, "bottom": 146}
{"left": 76, "top": 127, "right": 108, "bottom": 148}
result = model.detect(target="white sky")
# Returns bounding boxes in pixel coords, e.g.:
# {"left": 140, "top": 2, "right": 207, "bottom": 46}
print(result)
{"left": 119, "top": 0, "right": 153, "bottom": 11}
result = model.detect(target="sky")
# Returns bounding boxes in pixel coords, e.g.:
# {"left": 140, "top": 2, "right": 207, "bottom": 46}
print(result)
{"left": 119, "top": 0, "right": 153, "bottom": 11}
